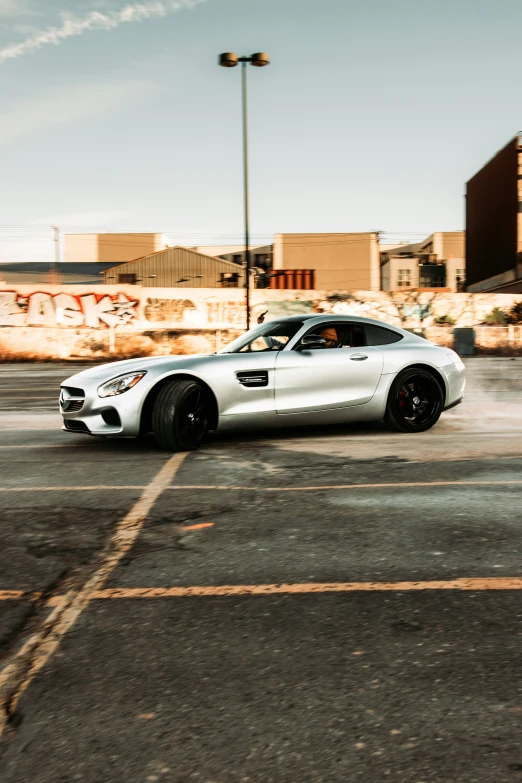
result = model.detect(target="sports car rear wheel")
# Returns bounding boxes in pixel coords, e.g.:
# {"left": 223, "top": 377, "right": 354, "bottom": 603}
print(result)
{"left": 385, "top": 369, "right": 443, "bottom": 433}
{"left": 152, "top": 379, "right": 209, "bottom": 451}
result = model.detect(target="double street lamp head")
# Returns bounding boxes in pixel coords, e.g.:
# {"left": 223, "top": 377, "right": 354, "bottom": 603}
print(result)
{"left": 219, "top": 52, "right": 270, "bottom": 68}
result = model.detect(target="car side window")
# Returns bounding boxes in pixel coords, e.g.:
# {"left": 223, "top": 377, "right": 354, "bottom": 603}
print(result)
{"left": 297, "top": 322, "right": 366, "bottom": 349}
{"left": 365, "top": 325, "right": 403, "bottom": 346}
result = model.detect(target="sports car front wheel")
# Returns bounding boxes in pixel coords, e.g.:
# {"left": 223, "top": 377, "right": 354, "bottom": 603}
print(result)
{"left": 384, "top": 369, "right": 443, "bottom": 433}
{"left": 152, "top": 379, "right": 209, "bottom": 451}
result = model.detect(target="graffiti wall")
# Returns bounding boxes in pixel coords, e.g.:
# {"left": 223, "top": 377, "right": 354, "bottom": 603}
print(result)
{"left": 0, "top": 290, "right": 140, "bottom": 328}
{"left": 0, "top": 286, "right": 250, "bottom": 329}
{"left": 1, "top": 285, "right": 522, "bottom": 330}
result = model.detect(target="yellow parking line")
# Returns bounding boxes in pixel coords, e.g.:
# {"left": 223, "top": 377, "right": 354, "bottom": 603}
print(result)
{"left": 2, "top": 578, "right": 522, "bottom": 604}
{"left": 89, "top": 578, "right": 522, "bottom": 597}
{"left": 1, "top": 479, "right": 522, "bottom": 493}
{"left": 0, "top": 452, "right": 188, "bottom": 736}
{"left": 0, "top": 486, "right": 147, "bottom": 491}
{"left": 166, "top": 480, "right": 522, "bottom": 491}
{"left": 0, "top": 444, "right": 85, "bottom": 450}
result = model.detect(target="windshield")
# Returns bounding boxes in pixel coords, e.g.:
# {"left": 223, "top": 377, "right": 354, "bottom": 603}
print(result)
{"left": 220, "top": 320, "right": 305, "bottom": 353}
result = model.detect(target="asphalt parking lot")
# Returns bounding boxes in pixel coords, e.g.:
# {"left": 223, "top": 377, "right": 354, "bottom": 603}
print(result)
{"left": 1, "top": 359, "right": 522, "bottom": 783}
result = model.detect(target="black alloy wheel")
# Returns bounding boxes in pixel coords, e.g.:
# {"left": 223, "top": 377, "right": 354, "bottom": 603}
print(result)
{"left": 152, "top": 378, "right": 209, "bottom": 451}
{"left": 385, "top": 369, "right": 443, "bottom": 432}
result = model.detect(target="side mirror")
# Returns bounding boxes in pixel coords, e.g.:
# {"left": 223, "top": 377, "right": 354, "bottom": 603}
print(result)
{"left": 297, "top": 334, "right": 326, "bottom": 350}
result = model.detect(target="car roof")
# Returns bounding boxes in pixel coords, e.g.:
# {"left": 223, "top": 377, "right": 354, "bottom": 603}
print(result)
{"left": 270, "top": 314, "right": 316, "bottom": 322}
{"left": 274, "top": 313, "right": 406, "bottom": 332}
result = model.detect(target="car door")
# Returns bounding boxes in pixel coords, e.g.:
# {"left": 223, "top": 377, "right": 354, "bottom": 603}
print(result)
{"left": 213, "top": 319, "right": 307, "bottom": 417}
{"left": 211, "top": 352, "right": 278, "bottom": 416}
{"left": 274, "top": 322, "right": 384, "bottom": 414}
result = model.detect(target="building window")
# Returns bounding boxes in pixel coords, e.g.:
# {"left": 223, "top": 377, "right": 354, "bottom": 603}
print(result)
{"left": 233, "top": 254, "right": 242, "bottom": 265}
{"left": 419, "top": 265, "right": 446, "bottom": 288}
{"left": 397, "top": 269, "right": 412, "bottom": 287}
{"left": 118, "top": 273, "right": 137, "bottom": 284}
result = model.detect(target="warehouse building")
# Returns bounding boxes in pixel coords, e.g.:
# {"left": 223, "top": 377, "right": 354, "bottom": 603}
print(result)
{"left": 102, "top": 245, "right": 247, "bottom": 288}
{"left": 466, "top": 134, "right": 522, "bottom": 293}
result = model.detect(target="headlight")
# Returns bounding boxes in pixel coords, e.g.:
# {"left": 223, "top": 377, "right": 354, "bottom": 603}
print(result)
{"left": 98, "top": 372, "right": 147, "bottom": 398}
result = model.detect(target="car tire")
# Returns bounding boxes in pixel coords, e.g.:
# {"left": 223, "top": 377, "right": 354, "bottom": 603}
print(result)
{"left": 152, "top": 378, "right": 209, "bottom": 451}
{"left": 385, "top": 368, "right": 443, "bottom": 433}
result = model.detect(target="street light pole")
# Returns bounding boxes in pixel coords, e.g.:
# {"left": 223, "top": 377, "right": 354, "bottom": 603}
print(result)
{"left": 241, "top": 61, "right": 251, "bottom": 331}
{"left": 219, "top": 52, "right": 270, "bottom": 331}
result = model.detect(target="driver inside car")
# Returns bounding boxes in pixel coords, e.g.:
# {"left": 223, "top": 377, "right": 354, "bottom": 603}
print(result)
{"left": 319, "top": 326, "right": 341, "bottom": 348}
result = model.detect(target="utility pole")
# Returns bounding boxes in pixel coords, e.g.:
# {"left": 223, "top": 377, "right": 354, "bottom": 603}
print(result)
{"left": 53, "top": 226, "right": 60, "bottom": 268}
{"left": 51, "top": 225, "right": 61, "bottom": 285}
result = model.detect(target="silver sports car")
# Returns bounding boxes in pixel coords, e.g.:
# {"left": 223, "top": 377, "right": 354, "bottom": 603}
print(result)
{"left": 60, "top": 315, "right": 465, "bottom": 451}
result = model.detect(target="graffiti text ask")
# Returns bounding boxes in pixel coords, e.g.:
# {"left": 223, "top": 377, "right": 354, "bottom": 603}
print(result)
{"left": 0, "top": 291, "right": 139, "bottom": 328}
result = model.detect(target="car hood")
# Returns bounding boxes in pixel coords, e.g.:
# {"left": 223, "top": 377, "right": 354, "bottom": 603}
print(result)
{"left": 62, "top": 354, "right": 216, "bottom": 385}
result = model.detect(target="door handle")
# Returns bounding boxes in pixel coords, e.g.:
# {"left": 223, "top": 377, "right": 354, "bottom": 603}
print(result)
{"left": 350, "top": 354, "right": 368, "bottom": 361}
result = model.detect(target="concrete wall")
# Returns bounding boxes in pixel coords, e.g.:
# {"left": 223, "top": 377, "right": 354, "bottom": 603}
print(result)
{"left": 1, "top": 323, "right": 521, "bottom": 362}
{"left": 274, "top": 233, "right": 380, "bottom": 291}
{"left": 2, "top": 285, "right": 522, "bottom": 360}
{"left": 2, "top": 285, "right": 522, "bottom": 330}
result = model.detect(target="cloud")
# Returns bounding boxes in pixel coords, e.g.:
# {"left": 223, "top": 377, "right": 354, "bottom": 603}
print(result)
{"left": 0, "top": 0, "right": 36, "bottom": 16}
{"left": 0, "top": 78, "right": 157, "bottom": 145}
{"left": 0, "top": 0, "right": 206, "bottom": 63}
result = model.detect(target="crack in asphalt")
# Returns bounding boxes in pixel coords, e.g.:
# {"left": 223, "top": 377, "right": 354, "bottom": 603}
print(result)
{"left": 0, "top": 453, "right": 188, "bottom": 746}
{"left": 0, "top": 571, "right": 69, "bottom": 664}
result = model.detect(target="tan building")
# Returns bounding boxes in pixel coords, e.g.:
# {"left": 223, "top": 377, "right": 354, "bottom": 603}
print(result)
{"left": 273, "top": 232, "right": 380, "bottom": 291}
{"left": 380, "top": 232, "right": 465, "bottom": 292}
{"left": 65, "top": 233, "right": 168, "bottom": 264}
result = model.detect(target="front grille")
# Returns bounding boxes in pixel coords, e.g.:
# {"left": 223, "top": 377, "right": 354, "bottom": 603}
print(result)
{"left": 66, "top": 400, "right": 84, "bottom": 412}
{"left": 64, "top": 420, "right": 90, "bottom": 433}
{"left": 62, "top": 386, "right": 84, "bottom": 397}
{"left": 60, "top": 386, "right": 85, "bottom": 412}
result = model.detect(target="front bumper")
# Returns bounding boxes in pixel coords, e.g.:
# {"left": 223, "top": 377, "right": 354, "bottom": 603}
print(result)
{"left": 60, "top": 378, "right": 143, "bottom": 437}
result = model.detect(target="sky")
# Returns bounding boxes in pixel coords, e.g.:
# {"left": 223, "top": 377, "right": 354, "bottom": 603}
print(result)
{"left": 0, "top": 0, "right": 521, "bottom": 261}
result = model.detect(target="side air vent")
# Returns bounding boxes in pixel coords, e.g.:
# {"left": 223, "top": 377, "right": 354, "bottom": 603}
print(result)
{"left": 236, "top": 370, "right": 269, "bottom": 388}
